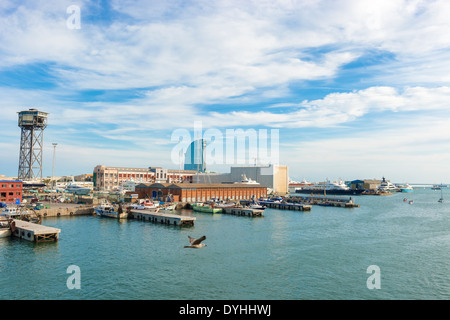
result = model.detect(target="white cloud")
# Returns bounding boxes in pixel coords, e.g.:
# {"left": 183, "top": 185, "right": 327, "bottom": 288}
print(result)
{"left": 284, "top": 116, "right": 450, "bottom": 183}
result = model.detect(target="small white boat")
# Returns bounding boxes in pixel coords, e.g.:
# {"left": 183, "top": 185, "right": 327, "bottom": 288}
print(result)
{"left": 249, "top": 204, "right": 266, "bottom": 210}
{"left": 438, "top": 188, "right": 444, "bottom": 203}
{"left": 127, "top": 204, "right": 160, "bottom": 212}
{"left": 159, "top": 204, "right": 177, "bottom": 211}
{"left": 139, "top": 199, "right": 159, "bottom": 209}
{"left": 0, "top": 219, "right": 12, "bottom": 238}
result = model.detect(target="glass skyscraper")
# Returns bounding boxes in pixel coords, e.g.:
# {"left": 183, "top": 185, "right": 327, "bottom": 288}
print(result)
{"left": 184, "top": 139, "right": 206, "bottom": 172}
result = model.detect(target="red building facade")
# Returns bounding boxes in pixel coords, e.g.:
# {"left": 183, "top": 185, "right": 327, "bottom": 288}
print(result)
{"left": 135, "top": 183, "right": 267, "bottom": 203}
{"left": 0, "top": 181, "right": 23, "bottom": 204}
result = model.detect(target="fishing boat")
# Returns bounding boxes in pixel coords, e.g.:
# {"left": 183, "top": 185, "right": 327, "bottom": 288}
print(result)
{"left": 95, "top": 200, "right": 128, "bottom": 219}
{"left": 192, "top": 202, "right": 223, "bottom": 214}
{"left": 0, "top": 206, "right": 30, "bottom": 219}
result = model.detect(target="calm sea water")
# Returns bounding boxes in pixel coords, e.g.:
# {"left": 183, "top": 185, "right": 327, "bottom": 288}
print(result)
{"left": 1, "top": 188, "right": 449, "bottom": 300}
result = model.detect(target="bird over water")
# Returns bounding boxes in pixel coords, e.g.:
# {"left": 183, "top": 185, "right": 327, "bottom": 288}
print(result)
{"left": 184, "top": 235, "right": 207, "bottom": 248}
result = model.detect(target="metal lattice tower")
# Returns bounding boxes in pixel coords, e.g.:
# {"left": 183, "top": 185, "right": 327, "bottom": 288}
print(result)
{"left": 17, "top": 109, "right": 49, "bottom": 181}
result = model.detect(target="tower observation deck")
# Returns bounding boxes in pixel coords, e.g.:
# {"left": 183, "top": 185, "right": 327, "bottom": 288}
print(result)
{"left": 17, "top": 109, "right": 49, "bottom": 181}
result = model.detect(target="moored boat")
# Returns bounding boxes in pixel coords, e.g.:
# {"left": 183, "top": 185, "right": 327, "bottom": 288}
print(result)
{"left": 0, "top": 219, "right": 12, "bottom": 238}
{"left": 192, "top": 202, "right": 223, "bottom": 214}
{"left": 139, "top": 199, "right": 159, "bottom": 209}
{"left": 248, "top": 204, "right": 266, "bottom": 210}
{"left": 1, "top": 206, "right": 32, "bottom": 219}
{"left": 159, "top": 203, "right": 177, "bottom": 211}
{"left": 95, "top": 200, "right": 128, "bottom": 219}
{"left": 378, "top": 177, "right": 399, "bottom": 193}
{"left": 295, "top": 179, "right": 363, "bottom": 195}
{"left": 397, "top": 183, "right": 414, "bottom": 193}
{"left": 65, "top": 184, "right": 92, "bottom": 195}
{"left": 438, "top": 188, "right": 444, "bottom": 203}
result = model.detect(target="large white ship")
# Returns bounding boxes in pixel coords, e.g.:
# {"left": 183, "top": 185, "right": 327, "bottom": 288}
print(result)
{"left": 295, "top": 179, "right": 364, "bottom": 195}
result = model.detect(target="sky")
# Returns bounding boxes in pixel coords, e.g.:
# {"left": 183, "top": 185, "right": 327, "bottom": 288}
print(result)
{"left": 1, "top": 0, "right": 450, "bottom": 183}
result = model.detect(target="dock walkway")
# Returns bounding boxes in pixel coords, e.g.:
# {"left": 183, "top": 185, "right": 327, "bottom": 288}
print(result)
{"left": 11, "top": 220, "right": 61, "bottom": 242}
{"left": 240, "top": 200, "right": 312, "bottom": 211}
{"left": 288, "top": 195, "right": 360, "bottom": 208}
{"left": 129, "top": 209, "right": 196, "bottom": 226}
{"left": 222, "top": 207, "right": 264, "bottom": 217}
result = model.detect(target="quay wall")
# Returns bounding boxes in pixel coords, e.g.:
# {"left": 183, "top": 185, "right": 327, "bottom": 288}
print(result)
{"left": 32, "top": 206, "right": 94, "bottom": 217}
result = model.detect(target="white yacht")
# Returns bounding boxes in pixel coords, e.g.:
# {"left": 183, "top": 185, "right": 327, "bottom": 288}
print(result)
{"left": 378, "top": 177, "right": 399, "bottom": 192}
{"left": 295, "top": 179, "right": 363, "bottom": 195}
{"left": 289, "top": 178, "right": 314, "bottom": 193}
{"left": 236, "top": 174, "right": 259, "bottom": 185}
{"left": 65, "top": 184, "right": 92, "bottom": 195}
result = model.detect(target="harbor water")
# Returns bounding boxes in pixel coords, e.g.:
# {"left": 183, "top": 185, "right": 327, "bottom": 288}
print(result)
{"left": 1, "top": 188, "right": 449, "bottom": 300}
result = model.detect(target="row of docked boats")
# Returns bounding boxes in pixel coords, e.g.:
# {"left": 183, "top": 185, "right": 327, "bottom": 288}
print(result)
{"left": 192, "top": 198, "right": 267, "bottom": 214}
{"left": 0, "top": 206, "right": 40, "bottom": 238}
{"left": 94, "top": 199, "right": 177, "bottom": 219}
{"left": 292, "top": 177, "right": 414, "bottom": 195}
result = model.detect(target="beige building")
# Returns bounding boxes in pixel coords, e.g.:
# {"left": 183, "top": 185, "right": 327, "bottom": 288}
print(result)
{"left": 93, "top": 165, "right": 198, "bottom": 190}
{"left": 196, "top": 164, "right": 289, "bottom": 195}
{"left": 93, "top": 165, "right": 155, "bottom": 190}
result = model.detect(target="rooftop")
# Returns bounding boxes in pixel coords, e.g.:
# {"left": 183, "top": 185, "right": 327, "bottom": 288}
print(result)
{"left": 136, "top": 183, "right": 265, "bottom": 189}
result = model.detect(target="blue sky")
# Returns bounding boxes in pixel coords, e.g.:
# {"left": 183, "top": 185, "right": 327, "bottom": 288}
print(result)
{"left": 1, "top": 0, "right": 450, "bottom": 183}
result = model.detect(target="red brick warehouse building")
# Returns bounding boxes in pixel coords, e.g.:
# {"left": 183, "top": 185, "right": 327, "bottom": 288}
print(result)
{"left": 0, "top": 180, "right": 23, "bottom": 204}
{"left": 135, "top": 183, "right": 268, "bottom": 203}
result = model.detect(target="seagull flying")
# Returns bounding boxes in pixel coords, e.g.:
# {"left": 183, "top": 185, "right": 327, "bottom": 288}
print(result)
{"left": 184, "top": 235, "right": 207, "bottom": 248}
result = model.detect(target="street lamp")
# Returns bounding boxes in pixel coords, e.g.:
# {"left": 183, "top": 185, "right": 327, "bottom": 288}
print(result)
{"left": 52, "top": 143, "right": 58, "bottom": 188}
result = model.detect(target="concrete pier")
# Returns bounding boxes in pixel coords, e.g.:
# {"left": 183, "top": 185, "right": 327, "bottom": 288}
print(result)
{"left": 30, "top": 204, "right": 94, "bottom": 218}
{"left": 128, "top": 209, "right": 196, "bottom": 226}
{"left": 11, "top": 220, "right": 60, "bottom": 242}
{"left": 241, "top": 200, "right": 312, "bottom": 211}
{"left": 288, "top": 195, "right": 360, "bottom": 208}
{"left": 222, "top": 207, "right": 264, "bottom": 217}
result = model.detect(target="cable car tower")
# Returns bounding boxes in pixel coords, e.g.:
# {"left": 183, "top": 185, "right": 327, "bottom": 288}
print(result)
{"left": 17, "top": 109, "right": 49, "bottom": 181}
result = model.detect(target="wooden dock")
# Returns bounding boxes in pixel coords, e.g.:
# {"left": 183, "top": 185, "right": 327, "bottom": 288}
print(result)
{"left": 288, "top": 195, "right": 360, "bottom": 208}
{"left": 263, "top": 202, "right": 312, "bottom": 211}
{"left": 241, "top": 201, "right": 312, "bottom": 211}
{"left": 222, "top": 207, "right": 264, "bottom": 217}
{"left": 128, "top": 209, "right": 196, "bottom": 226}
{"left": 11, "top": 220, "right": 61, "bottom": 242}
